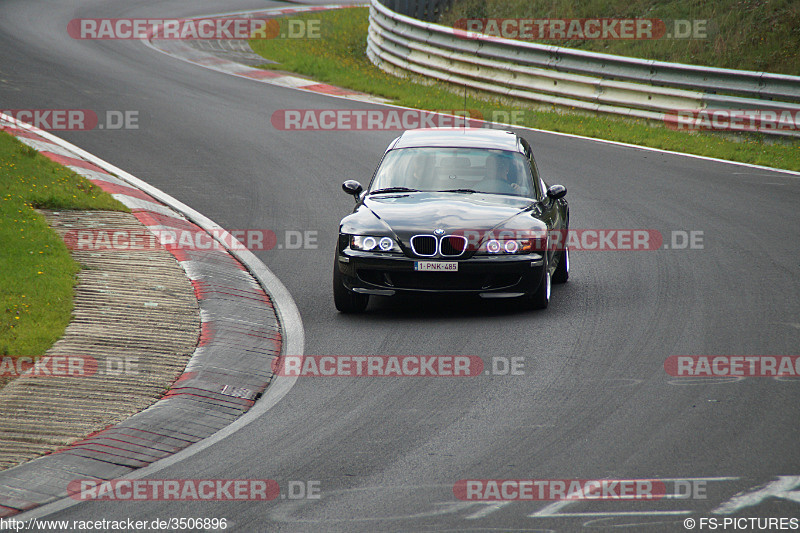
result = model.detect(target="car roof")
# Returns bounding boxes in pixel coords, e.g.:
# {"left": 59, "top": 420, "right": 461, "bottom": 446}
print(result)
{"left": 390, "top": 128, "right": 525, "bottom": 153}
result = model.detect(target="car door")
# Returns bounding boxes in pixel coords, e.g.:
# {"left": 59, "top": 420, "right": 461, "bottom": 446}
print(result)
{"left": 526, "top": 148, "right": 564, "bottom": 266}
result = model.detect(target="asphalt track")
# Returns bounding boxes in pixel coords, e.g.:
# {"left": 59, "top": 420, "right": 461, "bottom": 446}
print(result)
{"left": 1, "top": 1, "right": 799, "bottom": 531}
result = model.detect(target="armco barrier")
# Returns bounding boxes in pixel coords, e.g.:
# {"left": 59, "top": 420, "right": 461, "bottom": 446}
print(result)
{"left": 377, "top": 0, "right": 452, "bottom": 22}
{"left": 368, "top": 0, "right": 800, "bottom": 136}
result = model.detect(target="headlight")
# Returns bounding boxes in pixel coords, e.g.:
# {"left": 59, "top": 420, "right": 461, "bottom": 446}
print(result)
{"left": 350, "top": 235, "right": 402, "bottom": 253}
{"left": 479, "top": 234, "right": 544, "bottom": 255}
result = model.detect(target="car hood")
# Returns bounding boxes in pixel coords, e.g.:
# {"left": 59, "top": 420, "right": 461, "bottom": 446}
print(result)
{"left": 361, "top": 192, "right": 535, "bottom": 235}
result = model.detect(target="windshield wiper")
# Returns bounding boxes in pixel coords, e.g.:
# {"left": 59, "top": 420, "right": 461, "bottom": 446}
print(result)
{"left": 439, "top": 188, "right": 478, "bottom": 193}
{"left": 369, "top": 187, "right": 419, "bottom": 195}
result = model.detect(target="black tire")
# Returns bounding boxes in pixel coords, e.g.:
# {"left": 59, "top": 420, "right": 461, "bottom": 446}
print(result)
{"left": 524, "top": 259, "right": 550, "bottom": 310}
{"left": 552, "top": 246, "right": 569, "bottom": 284}
{"left": 333, "top": 256, "right": 369, "bottom": 313}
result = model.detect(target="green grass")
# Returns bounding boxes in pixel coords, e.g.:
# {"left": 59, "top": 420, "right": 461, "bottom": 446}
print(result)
{"left": 249, "top": 8, "right": 799, "bottom": 172}
{"left": 440, "top": 0, "right": 800, "bottom": 75}
{"left": 0, "top": 130, "right": 127, "bottom": 363}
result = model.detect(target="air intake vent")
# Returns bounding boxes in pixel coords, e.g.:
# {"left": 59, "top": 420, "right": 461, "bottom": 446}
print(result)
{"left": 410, "top": 235, "right": 437, "bottom": 256}
{"left": 440, "top": 235, "right": 467, "bottom": 257}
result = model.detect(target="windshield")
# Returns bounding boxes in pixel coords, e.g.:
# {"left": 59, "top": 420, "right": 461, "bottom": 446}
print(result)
{"left": 369, "top": 147, "right": 535, "bottom": 198}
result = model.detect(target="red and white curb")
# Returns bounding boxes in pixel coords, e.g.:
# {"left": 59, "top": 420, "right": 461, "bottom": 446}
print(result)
{"left": 2, "top": 114, "right": 259, "bottom": 310}
{"left": 0, "top": 113, "right": 303, "bottom": 520}
{"left": 143, "top": 4, "right": 390, "bottom": 105}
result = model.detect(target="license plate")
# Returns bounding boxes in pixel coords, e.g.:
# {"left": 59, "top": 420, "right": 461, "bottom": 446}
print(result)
{"left": 415, "top": 261, "right": 458, "bottom": 272}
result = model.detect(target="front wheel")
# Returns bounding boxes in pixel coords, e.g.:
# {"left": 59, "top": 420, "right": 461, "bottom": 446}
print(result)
{"left": 552, "top": 247, "right": 569, "bottom": 284}
{"left": 333, "top": 257, "right": 369, "bottom": 313}
{"left": 524, "top": 262, "right": 550, "bottom": 310}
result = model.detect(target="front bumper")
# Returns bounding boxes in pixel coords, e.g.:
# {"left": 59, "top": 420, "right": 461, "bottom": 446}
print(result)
{"left": 337, "top": 248, "right": 545, "bottom": 298}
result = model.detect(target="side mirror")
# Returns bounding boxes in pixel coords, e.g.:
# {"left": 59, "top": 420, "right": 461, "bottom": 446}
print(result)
{"left": 546, "top": 184, "right": 567, "bottom": 201}
{"left": 342, "top": 180, "right": 363, "bottom": 197}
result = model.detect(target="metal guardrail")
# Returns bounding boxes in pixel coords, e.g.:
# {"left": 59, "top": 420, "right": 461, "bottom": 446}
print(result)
{"left": 376, "top": 0, "right": 452, "bottom": 22}
{"left": 368, "top": 0, "right": 800, "bottom": 136}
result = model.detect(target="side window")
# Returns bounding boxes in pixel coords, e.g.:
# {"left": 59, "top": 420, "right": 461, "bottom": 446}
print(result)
{"left": 528, "top": 154, "right": 545, "bottom": 199}
{"left": 521, "top": 137, "right": 549, "bottom": 199}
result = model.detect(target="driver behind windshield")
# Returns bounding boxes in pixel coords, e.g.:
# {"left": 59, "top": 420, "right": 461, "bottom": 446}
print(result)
{"left": 479, "top": 153, "right": 530, "bottom": 196}
{"left": 406, "top": 153, "right": 431, "bottom": 187}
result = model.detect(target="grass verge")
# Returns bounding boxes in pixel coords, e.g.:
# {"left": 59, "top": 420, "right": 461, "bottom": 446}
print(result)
{"left": 440, "top": 0, "right": 800, "bottom": 76}
{"left": 250, "top": 7, "right": 799, "bottom": 172}
{"left": 0, "top": 129, "right": 127, "bottom": 371}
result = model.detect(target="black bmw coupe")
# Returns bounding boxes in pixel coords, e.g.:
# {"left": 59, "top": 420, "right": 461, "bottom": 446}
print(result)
{"left": 334, "top": 128, "right": 569, "bottom": 313}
